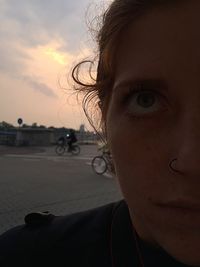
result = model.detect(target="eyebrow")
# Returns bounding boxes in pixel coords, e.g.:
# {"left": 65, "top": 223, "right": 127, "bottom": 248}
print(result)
{"left": 113, "top": 78, "right": 169, "bottom": 93}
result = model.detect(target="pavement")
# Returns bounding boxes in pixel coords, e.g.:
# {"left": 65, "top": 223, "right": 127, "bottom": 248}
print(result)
{"left": 0, "top": 145, "right": 46, "bottom": 155}
{"left": 0, "top": 145, "right": 122, "bottom": 234}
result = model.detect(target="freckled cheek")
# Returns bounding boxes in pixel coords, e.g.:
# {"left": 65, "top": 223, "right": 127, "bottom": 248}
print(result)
{"left": 114, "top": 146, "right": 155, "bottom": 204}
{"left": 113, "top": 147, "right": 162, "bottom": 221}
{"left": 107, "top": 119, "right": 164, "bottom": 204}
{"left": 107, "top": 119, "right": 155, "bottom": 175}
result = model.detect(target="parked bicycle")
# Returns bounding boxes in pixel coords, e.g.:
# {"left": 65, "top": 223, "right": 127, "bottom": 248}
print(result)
{"left": 55, "top": 143, "right": 80, "bottom": 156}
{"left": 91, "top": 151, "right": 113, "bottom": 175}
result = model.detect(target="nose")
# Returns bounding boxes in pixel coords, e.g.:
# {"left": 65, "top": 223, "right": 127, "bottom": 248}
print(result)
{"left": 174, "top": 117, "right": 200, "bottom": 175}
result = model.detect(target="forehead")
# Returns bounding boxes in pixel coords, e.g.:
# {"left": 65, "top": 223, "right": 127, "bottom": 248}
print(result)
{"left": 115, "top": 1, "right": 200, "bottom": 84}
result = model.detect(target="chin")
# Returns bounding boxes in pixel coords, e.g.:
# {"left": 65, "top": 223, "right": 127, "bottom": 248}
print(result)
{"left": 150, "top": 202, "right": 200, "bottom": 266}
{"left": 157, "top": 230, "right": 200, "bottom": 266}
{"left": 168, "top": 250, "right": 200, "bottom": 266}
{"left": 138, "top": 210, "right": 200, "bottom": 266}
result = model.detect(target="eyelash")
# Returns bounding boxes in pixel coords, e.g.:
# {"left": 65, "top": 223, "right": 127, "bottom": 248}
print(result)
{"left": 122, "top": 87, "right": 167, "bottom": 118}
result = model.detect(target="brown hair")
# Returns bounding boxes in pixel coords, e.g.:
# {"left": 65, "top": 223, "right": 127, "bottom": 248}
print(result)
{"left": 72, "top": 0, "right": 184, "bottom": 140}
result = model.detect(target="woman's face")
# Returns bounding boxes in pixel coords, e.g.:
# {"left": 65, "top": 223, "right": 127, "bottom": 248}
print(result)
{"left": 106, "top": 1, "right": 200, "bottom": 265}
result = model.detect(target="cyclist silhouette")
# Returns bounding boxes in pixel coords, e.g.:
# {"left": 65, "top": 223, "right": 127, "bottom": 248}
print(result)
{"left": 66, "top": 129, "right": 77, "bottom": 151}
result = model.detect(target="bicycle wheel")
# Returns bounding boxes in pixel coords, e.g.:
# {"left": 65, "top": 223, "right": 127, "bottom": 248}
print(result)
{"left": 55, "top": 145, "right": 65, "bottom": 156}
{"left": 71, "top": 145, "right": 80, "bottom": 155}
{"left": 92, "top": 156, "right": 107, "bottom": 175}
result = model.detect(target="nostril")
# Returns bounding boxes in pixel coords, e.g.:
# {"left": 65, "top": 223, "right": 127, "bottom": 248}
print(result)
{"left": 169, "top": 158, "right": 179, "bottom": 172}
{"left": 169, "top": 158, "right": 184, "bottom": 175}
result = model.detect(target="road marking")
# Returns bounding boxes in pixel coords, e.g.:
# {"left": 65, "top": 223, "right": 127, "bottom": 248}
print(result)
{"left": 104, "top": 172, "right": 113, "bottom": 179}
{"left": 4, "top": 154, "right": 93, "bottom": 162}
{"left": 23, "top": 158, "right": 40, "bottom": 162}
{"left": 72, "top": 157, "right": 93, "bottom": 161}
{"left": 5, "top": 154, "right": 42, "bottom": 160}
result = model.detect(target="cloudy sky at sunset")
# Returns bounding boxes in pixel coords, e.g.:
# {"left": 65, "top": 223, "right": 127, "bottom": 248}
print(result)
{"left": 0, "top": 0, "right": 109, "bottom": 130}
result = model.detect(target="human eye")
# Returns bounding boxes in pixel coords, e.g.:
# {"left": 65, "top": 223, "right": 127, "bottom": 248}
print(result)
{"left": 123, "top": 84, "right": 167, "bottom": 118}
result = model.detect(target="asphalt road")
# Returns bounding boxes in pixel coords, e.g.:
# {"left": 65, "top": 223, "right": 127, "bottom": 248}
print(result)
{"left": 0, "top": 145, "right": 122, "bottom": 234}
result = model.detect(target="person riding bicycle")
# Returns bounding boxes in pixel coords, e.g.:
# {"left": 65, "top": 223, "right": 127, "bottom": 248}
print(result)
{"left": 66, "top": 129, "right": 77, "bottom": 152}
{"left": 57, "top": 136, "right": 66, "bottom": 146}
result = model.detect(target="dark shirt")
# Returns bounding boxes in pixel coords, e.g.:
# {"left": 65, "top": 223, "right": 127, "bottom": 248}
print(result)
{"left": 0, "top": 200, "right": 194, "bottom": 267}
{"left": 67, "top": 132, "right": 77, "bottom": 143}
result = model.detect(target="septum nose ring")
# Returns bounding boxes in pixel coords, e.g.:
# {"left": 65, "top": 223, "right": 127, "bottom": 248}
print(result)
{"left": 169, "top": 158, "right": 179, "bottom": 173}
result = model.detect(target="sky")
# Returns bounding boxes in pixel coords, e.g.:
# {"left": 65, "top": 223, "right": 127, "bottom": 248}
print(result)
{"left": 0, "top": 0, "right": 110, "bottom": 130}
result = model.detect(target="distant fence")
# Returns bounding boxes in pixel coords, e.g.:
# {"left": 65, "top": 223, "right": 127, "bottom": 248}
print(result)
{"left": 0, "top": 129, "right": 98, "bottom": 146}
{"left": 0, "top": 131, "right": 16, "bottom": 146}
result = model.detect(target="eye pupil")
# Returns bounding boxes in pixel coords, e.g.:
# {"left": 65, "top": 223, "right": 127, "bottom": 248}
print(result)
{"left": 137, "top": 93, "right": 155, "bottom": 108}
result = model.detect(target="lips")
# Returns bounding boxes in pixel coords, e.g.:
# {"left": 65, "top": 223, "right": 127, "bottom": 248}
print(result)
{"left": 157, "top": 200, "right": 200, "bottom": 212}
{"left": 154, "top": 199, "right": 200, "bottom": 227}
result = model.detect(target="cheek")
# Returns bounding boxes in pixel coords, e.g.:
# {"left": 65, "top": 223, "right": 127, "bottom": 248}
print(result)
{"left": 106, "top": 113, "right": 170, "bottom": 210}
{"left": 111, "top": 131, "right": 158, "bottom": 203}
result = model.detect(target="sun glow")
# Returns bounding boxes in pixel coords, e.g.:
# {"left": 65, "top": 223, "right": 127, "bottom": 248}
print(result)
{"left": 45, "top": 48, "right": 66, "bottom": 65}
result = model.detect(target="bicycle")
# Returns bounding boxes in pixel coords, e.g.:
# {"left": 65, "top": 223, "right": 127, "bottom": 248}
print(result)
{"left": 55, "top": 142, "right": 80, "bottom": 156}
{"left": 91, "top": 151, "right": 113, "bottom": 175}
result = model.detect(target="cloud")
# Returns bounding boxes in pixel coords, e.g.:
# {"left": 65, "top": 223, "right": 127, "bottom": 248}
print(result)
{"left": 0, "top": 41, "right": 31, "bottom": 75}
{"left": 0, "top": 0, "right": 97, "bottom": 82}
{"left": 0, "top": 0, "right": 107, "bottom": 127}
{"left": 1, "top": 0, "right": 93, "bottom": 50}
{"left": 23, "top": 76, "right": 57, "bottom": 98}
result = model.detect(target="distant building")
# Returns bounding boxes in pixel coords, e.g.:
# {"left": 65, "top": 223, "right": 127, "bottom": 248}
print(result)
{"left": 15, "top": 128, "right": 54, "bottom": 146}
{"left": 79, "top": 124, "right": 85, "bottom": 133}
{"left": 0, "top": 129, "right": 16, "bottom": 146}
{"left": 0, "top": 123, "right": 98, "bottom": 146}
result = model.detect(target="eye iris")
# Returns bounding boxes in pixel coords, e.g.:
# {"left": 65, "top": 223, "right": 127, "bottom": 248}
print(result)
{"left": 137, "top": 93, "right": 155, "bottom": 108}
